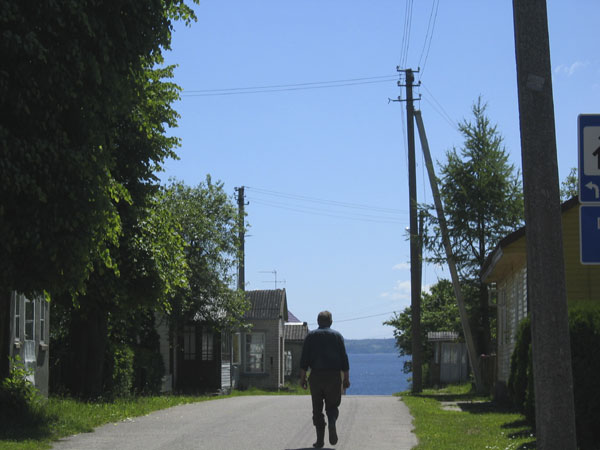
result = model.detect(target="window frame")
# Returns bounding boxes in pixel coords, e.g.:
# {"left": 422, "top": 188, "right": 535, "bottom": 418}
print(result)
{"left": 24, "top": 296, "right": 35, "bottom": 341}
{"left": 244, "top": 332, "right": 266, "bottom": 374}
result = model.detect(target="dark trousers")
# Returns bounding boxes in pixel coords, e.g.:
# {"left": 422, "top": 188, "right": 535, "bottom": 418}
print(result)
{"left": 309, "top": 369, "right": 342, "bottom": 427}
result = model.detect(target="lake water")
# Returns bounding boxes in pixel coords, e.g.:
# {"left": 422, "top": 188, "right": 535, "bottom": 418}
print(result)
{"left": 345, "top": 353, "right": 410, "bottom": 395}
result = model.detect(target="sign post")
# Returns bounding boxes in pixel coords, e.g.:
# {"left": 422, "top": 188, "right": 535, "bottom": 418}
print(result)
{"left": 578, "top": 114, "right": 600, "bottom": 264}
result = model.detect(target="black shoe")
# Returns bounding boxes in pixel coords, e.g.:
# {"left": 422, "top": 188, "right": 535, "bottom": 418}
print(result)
{"left": 313, "top": 425, "right": 325, "bottom": 448}
{"left": 329, "top": 423, "right": 338, "bottom": 445}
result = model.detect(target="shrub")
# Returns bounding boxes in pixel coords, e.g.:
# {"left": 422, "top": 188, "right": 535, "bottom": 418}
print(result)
{"left": 110, "top": 344, "right": 135, "bottom": 398}
{"left": 0, "top": 356, "right": 45, "bottom": 425}
{"left": 508, "top": 307, "right": 600, "bottom": 449}
{"left": 133, "top": 346, "right": 164, "bottom": 395}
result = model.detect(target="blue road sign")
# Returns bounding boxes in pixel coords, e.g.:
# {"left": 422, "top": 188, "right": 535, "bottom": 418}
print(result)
{"left": 578, "top": 114, "right": 600, "bottom": 203}
{"left": 580, "top": 205, "right": 600, "bottom": 264}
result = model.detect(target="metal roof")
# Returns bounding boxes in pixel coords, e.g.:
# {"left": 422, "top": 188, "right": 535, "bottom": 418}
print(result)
{"left": 244, "top": 289, "right": 288, "bottom": 321}
{"left": 427, "top": 331, "right": 459, "bottom": 342}
{"left": 284, "top": 322, "right": 308, "bottom": 341}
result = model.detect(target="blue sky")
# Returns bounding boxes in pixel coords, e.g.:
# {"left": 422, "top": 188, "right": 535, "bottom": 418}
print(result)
{"left": 160, "top": 1, "right": 600, "bottom": 339}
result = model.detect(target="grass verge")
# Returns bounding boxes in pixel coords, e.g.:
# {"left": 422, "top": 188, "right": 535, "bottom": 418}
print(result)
{"left": 399, "top": 384, "right": 536, "bottom": 450}
{"left": 0, "top": 383, "right": 308, "bottom": 450}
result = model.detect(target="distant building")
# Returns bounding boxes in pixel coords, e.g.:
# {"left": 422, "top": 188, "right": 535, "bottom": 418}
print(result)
{"left": 236, "top": 289, "right": 288, "bottom": 390}
{"left": 284, "top": 311, "right": 308, "bottom": 381}
{"left": 9, "top": 292, "right": 50, "bottom": 396}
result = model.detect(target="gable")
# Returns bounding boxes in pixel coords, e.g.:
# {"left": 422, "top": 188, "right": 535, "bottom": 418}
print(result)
{"left": 245, "top": 289, "right": 289, "bottom": 321}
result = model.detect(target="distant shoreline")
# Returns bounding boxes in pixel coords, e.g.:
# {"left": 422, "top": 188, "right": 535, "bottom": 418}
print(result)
{"left": 344, "top": 338, "right": 397, "bottom": 354}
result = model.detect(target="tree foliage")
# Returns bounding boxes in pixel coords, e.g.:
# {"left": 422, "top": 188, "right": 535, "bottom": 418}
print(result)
{"left": 420, "top": 98, "right": 524, "bottom": 354}
{"left": 0, "top": 0, "right": 198, "bottom": 384}
{"left": 384, "top": 279, "right": 474, "bottom": 374}
{"left": 560, "top": 167, "right": 578, "bottom": 202}
{"left": 163, "top": 178, "right": 249, "bottom": 331}
{"left": 0, "top": 1, "right": 196, "bottom": 298}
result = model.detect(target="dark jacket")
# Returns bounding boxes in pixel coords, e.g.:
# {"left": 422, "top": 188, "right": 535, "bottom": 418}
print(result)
{"left": 300, "top": 326, "right": 350, "bottom": 372}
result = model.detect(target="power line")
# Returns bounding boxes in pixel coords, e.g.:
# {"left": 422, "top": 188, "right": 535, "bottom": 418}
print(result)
{"left": 248, "top": 197, "right": 407, "bottom": 225}
{"left": 417, "top": 0, "right": 440, "bottom": 80}
{"left": 181, "top": 75, "right": 398, "bottom": 97}
{"left": 308, "top": 310, "right": 398, "bottom": 326}
{"left": 399, "top": 0, "right": 414, "bottom": 69}
{"left": 420, "top": 83, "right": 458, "bottom": 130}
{"left": 246, "top": 186, "right": 407, "bottom": 215}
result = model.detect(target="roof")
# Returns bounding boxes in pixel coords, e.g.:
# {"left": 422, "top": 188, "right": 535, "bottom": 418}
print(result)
{"left": 285, "top": 322, "right": 308, "bottom": 341}
{"left": 481, "top": 196, "right": 579, "bottom": 283}
{"left": 427, "top": 331, "right": 459, "bottom": 342}
{"left": 287, "top": 310, "right": 301, "bottom": 323}
{"left": 244, "top": 289, "right": 288, "bottom": 321}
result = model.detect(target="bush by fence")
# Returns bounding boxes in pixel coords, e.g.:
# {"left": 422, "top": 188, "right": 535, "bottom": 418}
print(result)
{"left": 508, "top": 306, "right": 600, "bottom": 449}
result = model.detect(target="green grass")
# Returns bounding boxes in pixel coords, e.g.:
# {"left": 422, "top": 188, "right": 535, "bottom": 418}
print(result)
{"left": 399, "top": 384, "right": 536, "bottom": 450}
{"left": 0, "top": 383, "right": 308, "bottom": 450}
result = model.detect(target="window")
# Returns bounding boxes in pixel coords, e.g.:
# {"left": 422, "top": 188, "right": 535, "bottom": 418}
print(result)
{"left": 25, "top": 297, "right": 34, "bottom": 341}
{"left": 232, "top": 333, "right": 241, "bottom": 365}
{"left": 201, "top": 328, "right": 213, "bottom": 361}
{"left": 245, "top": 333, "right": 265, "bottom": 373}
{"left": 14, "top": 294, "right": 20, "bottom": 340}
{"left": 183, "top": 325, "right": 196, "bottom": 360}
{"left": 284, "top": 350, "right": 292, "bottom": 376}
{"left": 39, "top": 298, "right": 46, "bottom": 343}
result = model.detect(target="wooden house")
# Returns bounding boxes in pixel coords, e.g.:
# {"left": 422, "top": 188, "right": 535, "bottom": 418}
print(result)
{"left": 284, "top": 311, "right": 309, "bottom": 382}
{"left": 427, "top": 331, "right": 468, "bottom": 385}
{"left": 481, "top": 197, "right": 600, "bottom": 395}
{"left": 9, "top": 292, "right": 50, "bottom": 396}
{"left": 236, "top": 289, "right": 288, "bottom": 390}
{"left": 156, "top": 313, "right": 232, "bottom": 394}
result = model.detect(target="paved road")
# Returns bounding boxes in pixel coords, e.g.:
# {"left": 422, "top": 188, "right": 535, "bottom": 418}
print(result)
{"left": 52, "top": 395, "right": 417, "bottom": 450}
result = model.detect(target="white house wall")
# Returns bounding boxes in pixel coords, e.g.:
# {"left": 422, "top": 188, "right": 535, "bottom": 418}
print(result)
{"left": 497, "top": 265, "right": 528, "bottom": 383}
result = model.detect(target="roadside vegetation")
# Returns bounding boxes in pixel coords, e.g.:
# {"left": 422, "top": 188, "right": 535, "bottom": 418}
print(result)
{"left": 400, "top": 384, "right": 536, "bottom": 450}
{"left": 0, "top": 383, "right": 307, "bottom": 450}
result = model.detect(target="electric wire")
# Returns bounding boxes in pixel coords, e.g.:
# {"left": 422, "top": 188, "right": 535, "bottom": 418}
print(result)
{"left": 421, "top": 83, "right": 458, "bottom": 130}
{"left": 246, "top": 186, "right": 407, "bottom": 215}
{"left": 181, "top": 75, "right": 398, "bottom": 97}
{"left": 417, "top": 0, "right": 440, "bottom": 80}
{"left": 308, "top": 310, "right": 398, "bottom": 326}
{"left": 247, "top": 197, "right": 407, "bottom": 225}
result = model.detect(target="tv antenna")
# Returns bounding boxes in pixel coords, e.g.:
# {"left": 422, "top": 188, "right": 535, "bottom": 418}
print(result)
{"left": 259, "top": 270, "right": 286, "bottom": 289}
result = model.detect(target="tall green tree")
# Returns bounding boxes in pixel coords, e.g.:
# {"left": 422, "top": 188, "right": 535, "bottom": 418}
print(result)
{"left": 421, "top": 97, "right": 524, "bottom": 355}
{"left": 0, "top": 0, "right": 197, "bottom": 379}
{"left": 163, "top": 178, "right": 249, "bottom": 333}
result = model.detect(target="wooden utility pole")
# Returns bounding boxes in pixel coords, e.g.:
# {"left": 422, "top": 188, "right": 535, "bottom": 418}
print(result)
{"left": 414, "top": 110, "right": 485, "bottom": 393}
{"left": 513, "top": 1, "right": 577, "bottom": 447}
{"left": 235, "top": 186, "right": 246, "bottom": 291}
{"left": 399, "top": 67, "right": 422, "bottom": 393}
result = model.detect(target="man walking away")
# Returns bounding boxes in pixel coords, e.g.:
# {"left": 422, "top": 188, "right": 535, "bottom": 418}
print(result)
{"left": 300, "top": 311, "right": 350, "bottom": 448}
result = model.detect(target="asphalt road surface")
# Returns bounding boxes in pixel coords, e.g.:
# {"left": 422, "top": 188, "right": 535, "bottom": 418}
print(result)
{"left": 51, "top": 395, "right": 417, "bottom": 450}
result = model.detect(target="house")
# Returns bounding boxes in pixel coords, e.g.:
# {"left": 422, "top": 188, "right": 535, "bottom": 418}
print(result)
{"left": 9, "top": 292, "right": 50, "bottom": 396}
{"left": 284, "top": 311, "right": 309, "bottom": 382}
{"left": 156, "top": 314, "right": 232, "bottom": 394}
{"left": 236, "top": 289, "right": 288, "bottom": 390}
{"left": 481, "top": 197, "right": 600, "bottom": 395}
{"left": 427, "top": 331, "right": 468, "bottom": 385}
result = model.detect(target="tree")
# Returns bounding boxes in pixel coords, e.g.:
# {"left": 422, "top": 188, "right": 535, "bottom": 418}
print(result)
{"left": 163, "top": 178, "right": 249, "bottom": 333}
{"left": 0, "top": 1, "right": 197, "bottom": 380}
{"left": 385, "top": 279, "right": 475, "bottom": 375}
{"left": 560, "top": 167, "right": 578, "bottom": 202}
{"left": 421, "top": 98, "right": 524, "bottom": 355}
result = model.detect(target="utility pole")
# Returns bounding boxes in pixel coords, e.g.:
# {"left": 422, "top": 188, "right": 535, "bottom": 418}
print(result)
{"left": 235, "top": 186, "right": 246, "bottom": 291}
{"left": 513, "top": 1, "right": 577, "bottom": 448}
{"left": 398, "top": 67, "right": 422, "bottom": 393}
{"left": 414, "top": 110, "right": 485, "bottom": 393}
